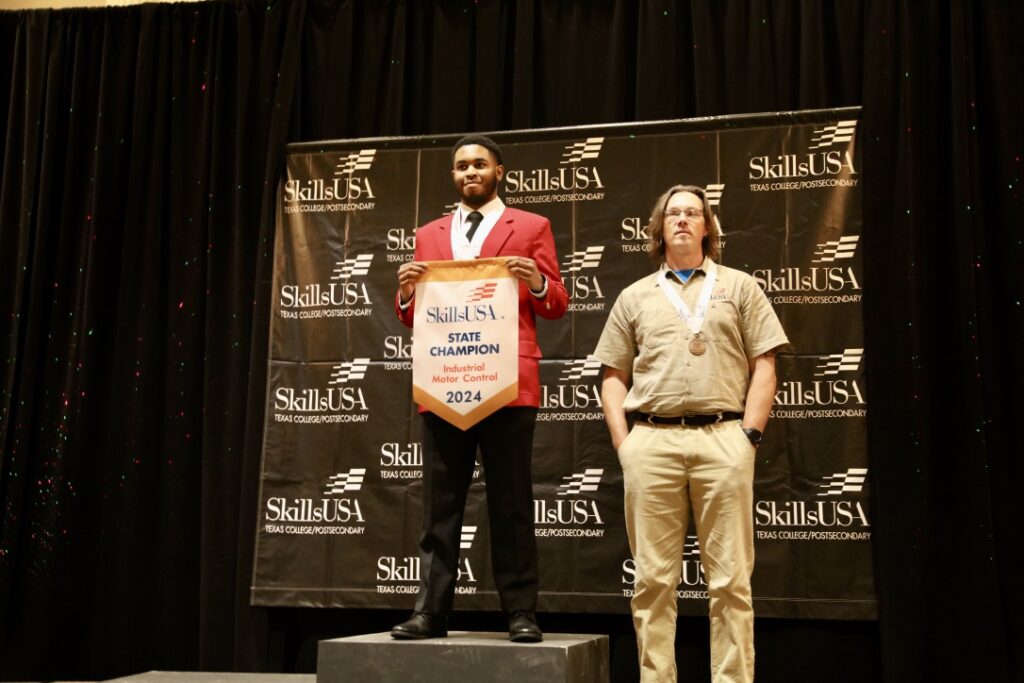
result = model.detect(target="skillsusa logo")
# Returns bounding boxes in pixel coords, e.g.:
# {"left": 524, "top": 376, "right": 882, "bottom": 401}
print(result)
{"left": 814, "top": 348, "right": 863, "bottom": 377}
{"left": 505, "top": 138, "right": 606, "bottom": 205}
{"left": 272, "top": 360, "right": 370, "bottom": 425}
{"left": 380, "top": 441, "right": 422, "bottom": 480}
{"left": 622, "top": 535, "right": 708, "bottom": 600}
{"left": 379, "top": 440, "right": 478, "bottom": 482}
{"left": 332, "top": 254, "right": 374, "bottom": 279}
{"left": 460, "top": 526, "right": 478, "bottom": 549}
{"left": 329, "top": 358, "right": 370, "bottom": 384}
{"left": 705, "top": 183, "right": 727, "bottom": 247}
{"left": 540, "top": 357, "right": 603, "bottom": 421}
{"left": 535, "top": 468, "right": 605, "bottom": 538}
{"left": 279, "top": 254, "right": 374, "bottom": 320}
{"left": 466, "top": 282, "right": 498, "bottom": 302}
{"left": 754, "top": 235, "right": 861, "bottom": 305}
{"left": 812, "top": 235, "right": 860, "bottom": 263}
{"left": 562, "top": 246, "right": 606, "bottom": 312}
{"left": 563, "top": 246, "right": 604, "bottom": 273}
{"left": 817, "top": 468, "right": 868, "bottom": 496}
{"left": 385, "top": 226, "right": 416, "bottom": 263}
{"left": 560, "top": 137, "right": 605, "bottom": 165}
{"left": 756, "top": 468, "right": 871, "bottom": 542}
{"left": 423, "top": 278, "right": 500, "bottom": 324}
{"left": 263, "top": 471, "right": 367, "bottom": 536}
{"left": 772, "top": 349, "right": 866, "bottom": 420}
{"left": 620, "top": 214, "right": 649, "bottom": 253}
{"left": 705, "top": 183, "right": 725, "bottom": 207}
{"left": 557, "top": 468, "right": 603, "bottom": 496}
{"left": 748, "top": 121, "right": 858, "bottom": 192}
{"left": 382, "top": 333, "right": 412, "bottom": 371}
{"left": 283, "top": 149, "right": 377, "bottom": 213}
{"left": 338, "top": 149, "right": 377, "bottom": 174}
{"left": 809, "top": 120, "right": 858, "bottom": 150}
{"left": 324, "top": 468, "right": 366, "bottom": 494}
{"left": 559, "top": 356, "right": 603, "bottom": 382}
{"left": 376, "top": 525, "right": 478, "bottom": 595}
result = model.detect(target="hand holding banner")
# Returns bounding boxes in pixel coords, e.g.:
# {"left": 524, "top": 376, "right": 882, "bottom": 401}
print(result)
{"left": 411, "top": 258, "right": 519, "bottom": 430}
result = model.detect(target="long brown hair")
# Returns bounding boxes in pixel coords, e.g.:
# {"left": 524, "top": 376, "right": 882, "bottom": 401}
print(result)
{"left": 645, "top": 184, "right": 721, "bottom": 263}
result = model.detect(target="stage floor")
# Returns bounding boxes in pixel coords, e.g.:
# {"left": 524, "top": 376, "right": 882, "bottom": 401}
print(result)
{"left": 56, "top": 674, "right": 316, "bottom": 683}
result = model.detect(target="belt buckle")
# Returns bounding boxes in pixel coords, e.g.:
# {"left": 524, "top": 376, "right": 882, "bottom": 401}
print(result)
{"left": 713, "top": 412, "right": 724, "bottom": 423}
{"left": 646, "top": 413, "right": 656, "bottom": 425}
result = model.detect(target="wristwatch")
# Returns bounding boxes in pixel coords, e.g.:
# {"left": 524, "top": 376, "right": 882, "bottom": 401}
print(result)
{"left": 742, "top": 427, "right": 763, "bottom": 446}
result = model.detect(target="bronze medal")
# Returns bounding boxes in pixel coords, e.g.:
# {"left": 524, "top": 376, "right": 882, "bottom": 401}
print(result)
{"left": 688, "top": 338, "right": 706, "bottom": 355}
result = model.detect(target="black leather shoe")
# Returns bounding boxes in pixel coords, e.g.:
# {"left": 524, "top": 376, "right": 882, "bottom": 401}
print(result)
{"left": 390, "top": 611, "right": 448, "bottom": 640}
{"left": 508, "top": 610, "right": 543, "bottom": 643}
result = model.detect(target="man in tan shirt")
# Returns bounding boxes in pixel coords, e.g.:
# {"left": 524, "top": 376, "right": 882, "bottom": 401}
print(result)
{"left": 594, "top": 185, "right": 789, "bottom": 683}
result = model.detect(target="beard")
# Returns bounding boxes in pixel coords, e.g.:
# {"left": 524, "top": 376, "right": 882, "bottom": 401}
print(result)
{"left": 458, "top": 177, "right": 498, "bottom": 208}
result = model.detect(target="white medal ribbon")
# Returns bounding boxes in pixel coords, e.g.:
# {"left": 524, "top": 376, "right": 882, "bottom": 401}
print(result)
{"left": 657, "top": 261, "right": 718, "bottom": 336}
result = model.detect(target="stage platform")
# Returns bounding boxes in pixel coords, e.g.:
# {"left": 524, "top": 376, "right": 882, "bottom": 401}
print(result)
{"left": 54, "top": 674, "right": 316, "bottom": 683}
{"left": 41, "top": 631, "right": 608, "bottom": 682}
{"left": 318, "top": 631, "right": 609, "bottom": 683}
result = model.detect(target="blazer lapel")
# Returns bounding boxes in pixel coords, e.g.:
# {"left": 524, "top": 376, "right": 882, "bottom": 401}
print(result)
{"left": 479, "top": 212, "right": 514, "bottom": 257}
{"left": 433, "top": 216, "right": 455, "bottom": 260}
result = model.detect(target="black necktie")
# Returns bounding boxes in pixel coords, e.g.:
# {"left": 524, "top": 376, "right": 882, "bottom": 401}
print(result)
{"left": 465, "top": 211, "right": 483, "bottom": 242}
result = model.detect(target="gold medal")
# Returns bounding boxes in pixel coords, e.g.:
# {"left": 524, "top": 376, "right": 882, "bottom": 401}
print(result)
{"left": 688, "top": 337, "right": 706, "bottom": 355}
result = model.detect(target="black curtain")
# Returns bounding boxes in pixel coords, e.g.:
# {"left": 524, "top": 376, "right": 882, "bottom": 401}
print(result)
{"left": 0, "top": 1, "right": 1020, "bottom": 682}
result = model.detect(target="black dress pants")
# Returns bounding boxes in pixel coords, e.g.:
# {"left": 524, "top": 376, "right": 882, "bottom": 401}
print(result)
{"left": 415, "top": 407, "right": 539, "bottom": 615}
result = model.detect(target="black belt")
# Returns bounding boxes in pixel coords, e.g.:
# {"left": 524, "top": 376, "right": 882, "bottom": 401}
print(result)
{"left": 630, "top": 411, "right": 743, "bottom": 426}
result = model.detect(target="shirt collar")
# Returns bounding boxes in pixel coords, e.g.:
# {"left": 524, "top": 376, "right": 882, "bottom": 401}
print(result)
{"left": 459, "top": 196, "right": 505, "bottom": 219}
{"left": 657, "top": 256, "right": 713, "bottom": 284}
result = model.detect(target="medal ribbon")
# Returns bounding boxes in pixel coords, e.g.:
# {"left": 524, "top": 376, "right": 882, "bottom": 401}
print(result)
{"left": 657, "top": 261, "right": 718, "bottom": 336}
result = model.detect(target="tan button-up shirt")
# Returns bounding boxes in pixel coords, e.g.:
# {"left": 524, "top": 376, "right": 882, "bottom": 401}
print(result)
{"left": 593, "top": 257, "right": 789, "bottom": 415}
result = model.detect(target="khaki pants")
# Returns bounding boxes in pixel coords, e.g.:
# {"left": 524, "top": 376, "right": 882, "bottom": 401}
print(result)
{"left": 617, "top": 420, "right": 756, "bottom": 683}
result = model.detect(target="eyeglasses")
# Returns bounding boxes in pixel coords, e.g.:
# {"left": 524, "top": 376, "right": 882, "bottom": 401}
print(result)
{"left": 665, "top": 208, "right": 704, "bottom": 221}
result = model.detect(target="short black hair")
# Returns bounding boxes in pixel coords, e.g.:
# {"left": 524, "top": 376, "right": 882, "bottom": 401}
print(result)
{"left": 451, "top": 134, "right": 503, "bottom": 165}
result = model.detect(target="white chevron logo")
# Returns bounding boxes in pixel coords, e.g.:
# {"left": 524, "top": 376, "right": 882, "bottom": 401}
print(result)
{"left": 817, "top": 468, "right": 868, "bottom": 496}
{"left": 335, "top": 149, "right": 377, "bottom": 174}
{"left": 560, "top": 137, "right": 605, "bottom": 165}
{"left": 560, "top": 357, "right": 602, "bottom": 381}
{"left": 812, "top": 235, "right": 859, "bottom": 263}
{"left": 324, "top": 468, "right": 367, "bottom": 494}
{"left": 808, "top": 121, "right": 858, "bottom": 150}
{"left": 705, "top": 183, "right": 725, "bottom": 207}
{"left": 815, "top": 349, "right": 864, "bottom": 376}
{"left": 331, "top": 254, "right": 374, "bottom": 280}
{"left": 561, "top": 246, "right": 604, "bottom": 273}
{"left": 460, "top": 526, "right": 478, "bottom": 549}
{"left": 557, "top": 469, "right": 604, "bottom": 496}
{"left": 329, "top": 359, "right": 370, "bottom": 385}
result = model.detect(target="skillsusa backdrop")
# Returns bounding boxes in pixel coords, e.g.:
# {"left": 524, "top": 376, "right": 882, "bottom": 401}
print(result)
{"left": 252, "top": 108, "right": 871, "bottom": 619}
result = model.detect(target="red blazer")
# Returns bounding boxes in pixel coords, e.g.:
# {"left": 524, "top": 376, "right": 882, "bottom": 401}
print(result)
{"left": 395, "top": 207, "right": 569, "bottom": 408}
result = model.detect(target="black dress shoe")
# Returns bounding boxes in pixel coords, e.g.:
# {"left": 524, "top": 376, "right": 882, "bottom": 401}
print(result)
{"left": 508, "top": 610, "right": 543, "bottom": 643}
{"left": 390, "top": 611, "right": 448, "bottom": 640}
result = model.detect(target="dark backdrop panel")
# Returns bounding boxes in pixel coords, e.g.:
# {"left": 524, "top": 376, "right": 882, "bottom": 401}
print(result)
{"left": 257, "top": 112, "right": 872, "bottom": 622}
{"left": 1, "top": 2, "right": 1021, "bottom": 682}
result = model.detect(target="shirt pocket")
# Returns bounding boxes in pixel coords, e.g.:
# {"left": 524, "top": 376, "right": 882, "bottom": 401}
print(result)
{"left": 701, "top": 296, "right": 743, "bottom": 344}
{"left": 635, "top": 306, "right": 683, "bottom": 350}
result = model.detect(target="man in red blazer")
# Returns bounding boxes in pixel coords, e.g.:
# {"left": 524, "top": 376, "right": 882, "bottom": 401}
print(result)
{"left": 390, "top": 135, "right": 568, "bottom": 643}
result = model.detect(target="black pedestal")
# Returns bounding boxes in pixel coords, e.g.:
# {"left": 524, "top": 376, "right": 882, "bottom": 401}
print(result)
{"left": 316, "top": 632, "right": 609, "bottom": 683}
